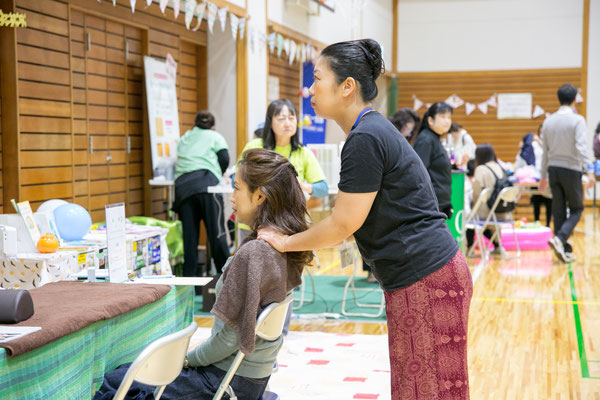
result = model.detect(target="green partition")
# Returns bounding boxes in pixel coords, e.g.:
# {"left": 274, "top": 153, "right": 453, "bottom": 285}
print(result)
{"left": 446, "top": 171, "right": 465, "bottom": 247}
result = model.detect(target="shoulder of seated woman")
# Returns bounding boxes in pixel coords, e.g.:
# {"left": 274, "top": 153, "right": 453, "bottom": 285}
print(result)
{"left": 237, "top": 238, "right": 283, "bottom": 258}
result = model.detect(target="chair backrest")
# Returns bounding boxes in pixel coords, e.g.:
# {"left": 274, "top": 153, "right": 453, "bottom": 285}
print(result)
{"left": 490, "top": 186, "right": 521, "bottom": 211}
{"left": 256, "top": 293, "right": 294, "bottom": 341}
{"left": 212, "top": 294, "right": 293, "bottom": 400}
{"left": 306, "top": 143, "right": 340, "bottom": 189}
{"left": 113, "top": 321, "right": 198, "bottom": 400}
{"left": 463, "top": 187, "right": 492, "bottom": 232}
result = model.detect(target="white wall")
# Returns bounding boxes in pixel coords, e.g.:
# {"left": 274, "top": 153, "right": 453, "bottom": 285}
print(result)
{"left": 396, "top": 0, "right": 583, "bottom": 72}
{"left": 208, "top": 27, "right": 237, "bottom": 153}
{"left": 268, "top": 0, "right": 393, "bottom": 68}
{"left": 588, "top": 0, "right": 600, "bottom": 138}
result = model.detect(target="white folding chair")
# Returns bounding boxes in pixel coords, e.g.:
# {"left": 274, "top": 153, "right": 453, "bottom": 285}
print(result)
{"left": 213, "top": 293, "right": 294, "bottom": 400}
{"left": 479, "top": 186, "right": 522, "bottom": 259}
{"left": 112, "top": 321, "right": 198, "bottom": 400}
{"left": 340, "top": 242, "right": 385, "bottom": 318}
{"left": 463, "top": 188, "right": 493, "bottom": 261}
{"left": 293, "top": 251, "right": 317, "bottom": 310}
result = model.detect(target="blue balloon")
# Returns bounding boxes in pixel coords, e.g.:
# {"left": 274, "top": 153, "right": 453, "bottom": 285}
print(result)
{"left": 53, "top": 203, "right": 92, "bottom": 241}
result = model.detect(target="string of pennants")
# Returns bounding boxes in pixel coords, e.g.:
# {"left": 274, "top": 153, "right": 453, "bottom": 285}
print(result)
{"left": 412, "top": 89, "right": 584, "bottom": 119}
{"left": 114, "top": 0, "right": 319, "bottom": 65}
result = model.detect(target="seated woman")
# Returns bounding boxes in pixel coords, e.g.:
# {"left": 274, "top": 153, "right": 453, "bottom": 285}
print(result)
{"left": 466, "top": 143, "right": 509, "bottom": 255}
{"left": 93, "top": 149, "right": 313, "bottom": 400}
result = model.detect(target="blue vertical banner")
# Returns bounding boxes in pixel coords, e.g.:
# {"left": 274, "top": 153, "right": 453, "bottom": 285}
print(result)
{"left": 301, "top": 61, "right": 327, "bottom": 145}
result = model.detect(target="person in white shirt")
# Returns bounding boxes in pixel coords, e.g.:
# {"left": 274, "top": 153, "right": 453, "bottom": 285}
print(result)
{"left": 539, "top": 84, "right": 596, "bottom": 263}
{"left": 446, "top": 123, "right": 476, "bottom": 168}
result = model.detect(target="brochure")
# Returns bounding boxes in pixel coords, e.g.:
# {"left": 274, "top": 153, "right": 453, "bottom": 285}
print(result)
{"left": 0, "top": 326, "right": 41, "bottom": 343}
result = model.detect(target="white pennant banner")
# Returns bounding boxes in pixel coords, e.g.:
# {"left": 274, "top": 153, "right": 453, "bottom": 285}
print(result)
{"left": 230, "top": 13, "right": 239, "bottom": 40}
{"left": 184, "top": 0, "right": 197, "bottom": 29}
{"left": 159, "top": 0, "right": 169, "bottom": 14}
{"left": 532, "top": 104, "right": 545, "bottom": 119}
{"left": 289, "top": 40, "right": 297, "bottom": 65}
{"left": 486, "top": 94, "right": 497, "bottom": 108}
{"left": 283, "top": 38, "right": 290, "bottom": 56}
{"left": 146, "top": 0, "right": 152, "bottom": 6}
{"left": 477, "top": 102, "right": 488, "bottom": 114}
{"left": 576, "top": 88, "right": 584, "bottom": 103}
{"left": 206, "top": 2, "right": 217, "bottom": 34}
{"left": 465, "top": 102, "right": 476, "bottom": 116}
{"left": 238, "top": 17, "right": 246, "bottom": 39}
{"left": 218, "top": 7, "right": 228, "bottom": 32}
{"left": 193, "top": 2, "right": 206, "bottom": 31}
{"left": 174, "top": 0, "right": 181, "bottom": 19}
{"left": 130, "top": 0, "right": 136, "bottom": 13}
{"left": 412, "top": 94, "right": 424, "bottom": 111}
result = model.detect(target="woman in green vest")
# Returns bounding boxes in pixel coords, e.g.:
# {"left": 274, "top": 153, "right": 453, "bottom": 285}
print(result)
{"left": 240, "top": 99, "right": 328, "bottom": 198}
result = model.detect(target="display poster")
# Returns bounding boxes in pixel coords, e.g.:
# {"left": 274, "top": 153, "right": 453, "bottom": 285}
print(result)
{"left": 143, "top": 55, "right": 180, "bottom": 173}
{"left": 105, "top": 203, "right": 127, "bottom": 283}
{"left": 301, "top": 61, "right": 327, "bottom": 144}
{"left": 497, "top": 93, "right": 532, "bottom": 120}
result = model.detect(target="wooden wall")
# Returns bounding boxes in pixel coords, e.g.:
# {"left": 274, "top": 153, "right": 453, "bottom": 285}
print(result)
{"left": 9, "top": 0, "right": 209, "bottom": 222}
{"left": 268, "top": 53, "right": 301, "bottom": 114}
{"left": 395, "top": 68, "right": 583, "bottom": 162}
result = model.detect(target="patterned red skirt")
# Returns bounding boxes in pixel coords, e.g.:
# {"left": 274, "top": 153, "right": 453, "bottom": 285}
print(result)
{"left": 384, "top": 250, "right": 472, "bottom": 400}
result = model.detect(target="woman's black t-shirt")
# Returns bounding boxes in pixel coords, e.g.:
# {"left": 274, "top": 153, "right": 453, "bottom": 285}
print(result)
{"left": 338, "top": 111, "right": 458, "bottom": 292}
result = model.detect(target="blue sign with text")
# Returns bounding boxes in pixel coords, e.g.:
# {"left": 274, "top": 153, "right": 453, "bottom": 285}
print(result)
{"left": 301, "top": 61, "right": 327, "bottom": 145}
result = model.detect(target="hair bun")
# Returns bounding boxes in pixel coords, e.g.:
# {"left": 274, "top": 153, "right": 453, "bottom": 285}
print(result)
{"left": 358, "top": 39, "right": 384, "bottom": 80}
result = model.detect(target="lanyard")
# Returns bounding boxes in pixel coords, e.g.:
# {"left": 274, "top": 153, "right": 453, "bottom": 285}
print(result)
{"left": 351, "top": 107, "right": 374, "bottom": 130}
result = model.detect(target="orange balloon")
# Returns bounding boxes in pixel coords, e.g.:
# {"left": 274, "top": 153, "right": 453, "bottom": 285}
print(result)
{"left": 37, "top": 234, "right": 60, "bottom": 253}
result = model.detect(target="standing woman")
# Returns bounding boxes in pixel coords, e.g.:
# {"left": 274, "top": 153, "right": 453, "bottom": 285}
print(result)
{"left": 240, "top": 99, "right": 328, "bottom": 198}
{"left": 413, "top": 102, "right": 454, "bottom": 219}
{"left": 173, "top": 111, "right": 230, "bottom": 277}
{"left": 259, "top": 39, "right": 472, "bottom": 399}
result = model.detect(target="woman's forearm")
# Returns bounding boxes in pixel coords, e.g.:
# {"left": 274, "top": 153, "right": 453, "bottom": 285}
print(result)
{"left": 285, "top": 213, "right": 352, "bottom": 252}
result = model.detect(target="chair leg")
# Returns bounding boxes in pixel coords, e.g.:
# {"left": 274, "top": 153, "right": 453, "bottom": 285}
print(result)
{"left": 154, "top": 385, "right": 166, "bottom": 400}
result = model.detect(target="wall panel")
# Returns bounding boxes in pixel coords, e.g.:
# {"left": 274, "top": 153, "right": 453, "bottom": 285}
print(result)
{"left": 395, "top": 68, "right": 583, "bottom": 162}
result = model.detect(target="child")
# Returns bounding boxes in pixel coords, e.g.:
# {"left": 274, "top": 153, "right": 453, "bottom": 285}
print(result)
{"left": 94, "top": 149, "right": 313, "bottom": 400}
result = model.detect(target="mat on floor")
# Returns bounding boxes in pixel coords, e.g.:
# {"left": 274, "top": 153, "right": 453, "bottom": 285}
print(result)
{"left": 190, "top": 327, "right": 391, "bottom": 400}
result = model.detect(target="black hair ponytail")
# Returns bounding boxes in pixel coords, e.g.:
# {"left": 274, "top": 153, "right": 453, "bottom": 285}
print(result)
{"left": 320, "top": 39, "right": 385, "bottom": 102}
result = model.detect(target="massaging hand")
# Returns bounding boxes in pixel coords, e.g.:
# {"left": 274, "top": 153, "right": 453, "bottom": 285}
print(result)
{"left": 258, "top": 227, "right": 289, "bottom": 252}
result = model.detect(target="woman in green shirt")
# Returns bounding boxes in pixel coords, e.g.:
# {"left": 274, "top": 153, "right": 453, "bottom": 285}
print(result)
{"left": 241, "top": 99, "right": 328, "bottom": 198}
{"left": 173, "top": 111, "right": 230, "bottom": 277}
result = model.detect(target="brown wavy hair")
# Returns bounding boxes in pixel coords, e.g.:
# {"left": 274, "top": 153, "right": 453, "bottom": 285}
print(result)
{"left": 237, "top": 148, "right": 314, "bottom": 271}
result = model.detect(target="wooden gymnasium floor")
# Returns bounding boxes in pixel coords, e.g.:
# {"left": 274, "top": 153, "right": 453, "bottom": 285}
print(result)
{"left": 195, "top": 207, "right": 600, "bottom": 399}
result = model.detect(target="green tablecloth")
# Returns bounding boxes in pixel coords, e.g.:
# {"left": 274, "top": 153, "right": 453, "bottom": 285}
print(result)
{"left": 0, "top": 285, "right": 194, "bottom": 400}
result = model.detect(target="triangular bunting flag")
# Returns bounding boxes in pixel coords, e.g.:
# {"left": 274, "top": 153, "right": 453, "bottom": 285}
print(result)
{"left": 477, "top": 102, "right": 488, "bottom": 114}
{"left": 206, "top": 2, "right": 217, "bottom": 34}
{"left": 289, "top": 40, "right": 297, "bottom": 64}
{"left": 486, "top": 94, "right": 497, "bottom": 108}
{"left": 113, "top": 0, "right": 116, "bottom": 5}
{"left": 301, "top": 44, "right": 307, "bottom": 63}
{"left": 184, "top": 0, "right": 197, "bottom": 30}
{"left": 412, "top": 94, "right": 424, "bottom": 111}
{"left": 283, "top": 38, "right": 290, "bottom": 57}
{"left": 532, "top": 105, "right": 545, "bottom": 119}
{"left": 174, "top": 0, "right": 181, "bottom": 19}
{"left": 465, "top": 102, "right": 476, "bottom": 116}
{"left": 576, "top": 88, "right": 584, "bottom": 103}
{"left": 238, "top": 17, "right": 246, "bottom": 39}
{"left": 276, "top": 34, "right": 284, "bottom": 58}
{"left": 130, "top": 0, "right": 136, "bottom": 13}
{"left": 218, "top": 7, "right": 227, "bottom": 32}
{"left": 230, "top": 13, "right": 239, "bottom": 40}
{"left": 453, "top": 95, "right": 464, "bottom": 108}
{"left": 192, "top": 2, "right": 206, "bottom": 31}
{"left": 425, "top": 103, "right": 432, "bottom": 109}
{"left": 444, "top": 95, "right": 456, "bottom": 108}
{"left": 159, "top": 0, "right": 169, "bottom": 14}
{"left": 268, "top": 32, "right": 276, "bottom": 54}
{"left": 146, "top": 0, "right": 152, "bottom": 6}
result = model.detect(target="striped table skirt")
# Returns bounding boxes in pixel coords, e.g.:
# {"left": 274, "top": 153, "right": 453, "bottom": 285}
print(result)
{"left": 0, "top": 285, "right": 194, "bottom": 400}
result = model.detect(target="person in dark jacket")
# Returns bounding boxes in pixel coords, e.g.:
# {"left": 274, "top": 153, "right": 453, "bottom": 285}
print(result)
{"left": 413, "top": 102, "right": 454, "bottom": 219}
